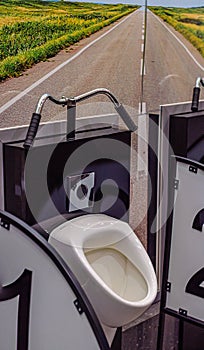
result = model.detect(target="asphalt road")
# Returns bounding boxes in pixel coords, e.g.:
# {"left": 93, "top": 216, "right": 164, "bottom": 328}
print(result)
{"left": 1, "top": 8, "right": 203, "bottom": 128}
{"left": 144, "top": 10, "right": 204, "bottom": 113}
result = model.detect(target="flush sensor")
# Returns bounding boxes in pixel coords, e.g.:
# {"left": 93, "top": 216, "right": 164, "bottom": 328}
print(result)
{"left": 67, "top": 172, "right": 95, "bottom": 212}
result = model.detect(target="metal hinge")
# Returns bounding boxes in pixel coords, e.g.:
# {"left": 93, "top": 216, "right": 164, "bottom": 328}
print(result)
{"left": 74, "top": 299, "right": 84, "bottom": 315}
{"left": 174, "top": 179, "right": 179, "bottom": 190}
{"left": 179, "top": 308, "right": 188, "bottom": 316}
{"left": 0, "top": 219, "right": 10, "bottom": 231}
{"left": 189, "top": 165, "right": 198, "bottom": 174}
{"left": 166, "top": 281, "right": 171, "bottom": 292}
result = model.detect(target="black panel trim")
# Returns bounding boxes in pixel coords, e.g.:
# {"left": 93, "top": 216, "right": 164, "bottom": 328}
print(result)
{"left": 164, "top": 308, "right": 204, "bottom": 328}
{"left": 147, "top": 113, "right": 159, "bottom": 268}
{"left": 174, "top": 156, "right": 204, "bottom": 171}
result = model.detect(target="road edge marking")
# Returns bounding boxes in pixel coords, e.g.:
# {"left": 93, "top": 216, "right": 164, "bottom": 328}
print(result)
{"left": 151, "top": 11, "right": 204, "bottom": 72}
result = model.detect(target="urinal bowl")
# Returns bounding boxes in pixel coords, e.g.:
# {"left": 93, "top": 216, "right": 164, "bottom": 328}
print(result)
{"left": 49, "top": 214, "right": 157, "bottom": 328}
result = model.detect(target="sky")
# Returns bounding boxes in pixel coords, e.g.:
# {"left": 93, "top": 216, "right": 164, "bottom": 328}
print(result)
{"left": 138, "top": 0, "right": 203, "bottom": 7}
{"left": 85, "top": 0, "right": 204, "bottom": 7}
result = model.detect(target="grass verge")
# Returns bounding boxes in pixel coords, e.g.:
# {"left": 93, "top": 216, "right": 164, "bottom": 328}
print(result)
{"left": 0, "top": 1, "right": 137, "bottom": 81}
{"left": 149, "top": 6, "right": 204, "bottom": 59}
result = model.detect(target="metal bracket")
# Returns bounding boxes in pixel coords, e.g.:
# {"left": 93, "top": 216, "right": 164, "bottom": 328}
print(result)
{"left": 173, "top": 179, "right": 179, "bottom": 190}
{"left": 0, "top": 219, "right": 10, "bottom": 230}
{"left": 189, "top": 165, "right": 198, "bottom": 174}
{"left": 166, "top": 281, "right": 171, "bottom": 293}
{"left": 73, "top": 299, "right": 84, "bottom": 315}
{"left": 179, "top": 308, "right": 188, "bottom": 316}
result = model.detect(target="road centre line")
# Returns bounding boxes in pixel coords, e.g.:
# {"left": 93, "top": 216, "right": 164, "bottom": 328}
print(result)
{"left": 0, "top": 11, "right": 137, "bottom": 114}
{"left": 141, "top": 43, "right": 144, "bottom": 52}
{"left": 142, "top": 34, "right": 144, "bottom": 40}
{"left": 152, "top": 12, "right": 204, "bottom": 72}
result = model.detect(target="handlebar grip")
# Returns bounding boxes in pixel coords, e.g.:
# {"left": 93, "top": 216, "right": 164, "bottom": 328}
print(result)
{"left": 115, "top": 104, "right": 137, "bottom": 132}
{"left": 191, "top": 87, "right": 200, "bottom": 112}
{"left": 23, "top": 113, "right": 41, "bottom": 149}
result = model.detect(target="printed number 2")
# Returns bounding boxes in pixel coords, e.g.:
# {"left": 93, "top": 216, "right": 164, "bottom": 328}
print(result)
{"left": 185, "top": 267, "right": 204, "bottom": 299}
{"left": 0, "top": 269, "right": 32, "bottom": 350}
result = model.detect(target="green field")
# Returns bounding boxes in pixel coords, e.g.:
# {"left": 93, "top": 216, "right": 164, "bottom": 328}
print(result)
{"left": 150, "top": 7, "right": 204, "bottom": 58}
{"left": 0, "top": 0, "right": 137, "bottom": 81}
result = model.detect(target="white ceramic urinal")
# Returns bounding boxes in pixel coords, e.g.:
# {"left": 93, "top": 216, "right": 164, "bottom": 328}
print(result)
{"left": 49, "top": 214, "right": 157, "bottom": 328}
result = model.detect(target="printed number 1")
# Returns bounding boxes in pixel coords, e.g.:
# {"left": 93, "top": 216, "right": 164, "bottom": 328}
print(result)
{"left": 0, "top": 269, "right": 32, "bottom": 350}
